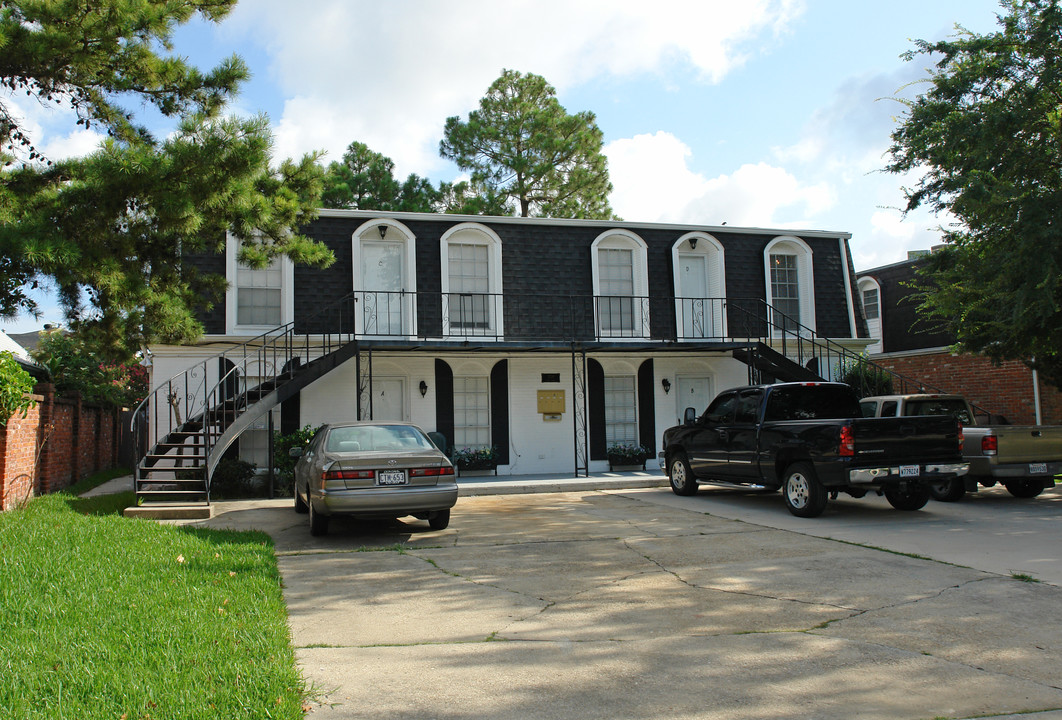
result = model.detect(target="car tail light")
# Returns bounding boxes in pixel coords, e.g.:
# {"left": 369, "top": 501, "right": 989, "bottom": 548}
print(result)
{"left": 839, "top": 424, "right": 855, "bottom": 457}
{"left": 410, "top": 466, "right": 456, "bottom": 477}
{"left": 982, "top": 434, "right": 998, "bottom": 456}
{"left": 323, "top": 469, "right": 375, "bottom": 481}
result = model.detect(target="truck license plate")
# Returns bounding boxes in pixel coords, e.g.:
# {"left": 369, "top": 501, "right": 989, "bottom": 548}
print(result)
{"left": 899, "top": 465, "right": 919, "bottom": 477}
{"left": 377, "top": 470, "right": 407, "bottom": 486}
{"left": 1030, "top": 462, "right": 1048, "bottom": 475}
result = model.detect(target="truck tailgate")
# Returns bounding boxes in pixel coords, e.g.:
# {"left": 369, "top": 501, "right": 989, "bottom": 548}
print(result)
{"left": 850, "top": 416, "right": 962, "bottom": 462}
{"left": 992, "top": 426, "right": 1062, "bottom": 464}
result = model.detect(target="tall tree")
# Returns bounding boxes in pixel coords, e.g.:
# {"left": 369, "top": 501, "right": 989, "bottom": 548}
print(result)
{"left": 0, "top": 0, "right": 332, "bottom": 356}
{"left": 886, "top": 0, "right": 1062, "bottom": 390}
{"left": 440, "top": 69, "right": 615, "bottom": 219}
{"left": 321, "top": 141, "right": 441, "bottom": 212}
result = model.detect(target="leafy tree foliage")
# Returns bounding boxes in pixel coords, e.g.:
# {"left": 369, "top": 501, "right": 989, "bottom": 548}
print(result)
{"left": 31, "top": 329, "right": 148, "bottom": 408}
{"left": 886, "top": 0, "right": 1062, "bottom": 389}
{"left": 0, "top": 0, "right": 332, "bottom": 353}
{"left": 440, "top": 69, "right": 615, "bottom": 219}
{"left": 321, "top": 141, "right": 443, "bottom": 212}
{"left": 0, "top": 350, "right": 36, "bottom": 426}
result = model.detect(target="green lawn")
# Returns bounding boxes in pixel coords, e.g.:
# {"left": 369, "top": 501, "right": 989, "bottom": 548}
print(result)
{"left": 0, "top": 477, "right": 306, "bottom": 719}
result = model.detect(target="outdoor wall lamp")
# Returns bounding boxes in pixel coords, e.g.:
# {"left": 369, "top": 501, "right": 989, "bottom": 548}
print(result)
{"left": 378, "top": 224, "right": 388, "bottom": 239}
{"left": 688, "top": 237, "right": 698, "bottom": 249}
{"left": 661, "top": 378, "right": 671, "bottom": 394}
{"left": 419, "top": 380, "right": 428, "bottom": 397}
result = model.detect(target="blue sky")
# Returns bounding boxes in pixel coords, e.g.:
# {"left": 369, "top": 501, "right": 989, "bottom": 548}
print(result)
{"left": 2, "top": 0, "right": 1006, "bottom": 334}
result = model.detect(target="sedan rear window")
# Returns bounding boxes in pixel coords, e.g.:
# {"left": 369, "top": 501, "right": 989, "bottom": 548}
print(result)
{"left": 325, "top": 425, "right": 435, "bottom": 453}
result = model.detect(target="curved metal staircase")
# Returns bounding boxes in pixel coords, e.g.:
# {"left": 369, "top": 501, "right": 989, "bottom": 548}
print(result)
{"left": 128, "top": 294, "right": 360, "bottom": 515}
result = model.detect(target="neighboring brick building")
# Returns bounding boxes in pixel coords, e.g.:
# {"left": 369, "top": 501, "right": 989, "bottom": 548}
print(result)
{"left": 856, "top": 255, "right": 1061, "bottom": 425}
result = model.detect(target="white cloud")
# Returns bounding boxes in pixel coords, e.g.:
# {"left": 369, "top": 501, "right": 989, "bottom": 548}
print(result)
{"left": 606, "top": 131, "right": 835, "bottom": 228}
{"left": 228, "top": 0, "right": 806, "bottom": 175}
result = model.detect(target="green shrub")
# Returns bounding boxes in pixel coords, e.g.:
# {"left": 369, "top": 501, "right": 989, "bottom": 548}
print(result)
{"left": 0, "top": 351, "right": 36, "bottom": 426}
{"left": 840, "top": 359, "right": 895, "bottom": 398}
{"left": 30, "top": 329, "right": 147, "bottom": 408}
{"left": 209, "top": 458, "right": 258, "bottom": 499}
{"left": 272, "top": 424, "right": 319, "bottom": 497}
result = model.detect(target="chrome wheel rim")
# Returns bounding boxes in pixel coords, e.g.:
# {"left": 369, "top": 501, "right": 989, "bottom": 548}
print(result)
{"left": 670, "top": 461, "right": 685, "bottom": 489}
{"left": 786, "top": 474, "right": 810, "bottom": 509}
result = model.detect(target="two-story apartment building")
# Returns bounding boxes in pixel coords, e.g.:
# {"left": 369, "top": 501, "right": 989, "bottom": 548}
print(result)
{"left": 145, "top": 210, "right": 871, "bottom": 484}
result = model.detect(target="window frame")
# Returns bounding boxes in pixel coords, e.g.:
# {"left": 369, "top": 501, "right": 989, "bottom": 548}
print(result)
{"left": 763, "top": 236, "right": 815, "bottom": 337}
{"left": 672, "top": 232, "right": 727, "bottom": 339}
{"left": 440, "top": 223, "right": 504, "bottom": 338}
{"left": 225, "top": 231, "right": 294, "bottom": 335}
{"left": 591, "top": 229, "right": 650, "bottom": 339}
{"left": 351, "top": 219, "right": 418, "bottom": 338}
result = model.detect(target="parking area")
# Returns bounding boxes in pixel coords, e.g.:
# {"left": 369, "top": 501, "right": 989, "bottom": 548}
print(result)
{"left": 197, "top": 484, "right": 1062, "bottom": 720}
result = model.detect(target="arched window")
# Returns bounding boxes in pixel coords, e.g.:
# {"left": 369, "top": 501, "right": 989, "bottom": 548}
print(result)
{"left": 440, "top": 223, "right": 503, "bottom": 338}
{"left": 352, "top": 219, "right": 417, "bottom": 337}
{"left": 591, "top": 230, "right": 649, "bottom": 338}
{"left": 858, "top": 276, "right": 883, "bottom": 353}
{"left": 672, "top": 232, "right": 726, "bottom": 339}
{"left": 764, "top": 236, "right": 815, "bottom": 337}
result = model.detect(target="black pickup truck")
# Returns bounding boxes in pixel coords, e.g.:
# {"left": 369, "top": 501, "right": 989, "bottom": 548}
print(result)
{"left": 660, "top": 382, "right": 969, "bottom": 517}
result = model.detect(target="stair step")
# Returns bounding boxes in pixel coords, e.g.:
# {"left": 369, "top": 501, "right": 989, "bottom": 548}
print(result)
{"left": 124, "top": 503, "right": 211, "bottom": 520}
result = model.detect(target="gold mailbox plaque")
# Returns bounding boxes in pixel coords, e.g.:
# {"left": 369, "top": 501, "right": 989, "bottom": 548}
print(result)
{"left": 537, "top": 389, "right": 565, "bottom": 415}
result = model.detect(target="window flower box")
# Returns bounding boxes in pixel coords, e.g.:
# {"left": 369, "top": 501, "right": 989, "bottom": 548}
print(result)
{"left": 606, "top": 443, "right": 650, "bottom": 471}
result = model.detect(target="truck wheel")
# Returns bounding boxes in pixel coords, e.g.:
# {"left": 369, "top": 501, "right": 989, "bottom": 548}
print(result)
{"left": 884, "top": 485, "right": 930, "bottom": 511}
{"left": 1003, "top": 479, "right": 1044, "bottom": 498}
{"left": 668, "top": 453, "right": 699, "bottom": 496}
{"left": 928, "top": 478, "right": 965, "bottom": 502}
{"left": 782, "top": 463, "right": 827, "bottom": 518}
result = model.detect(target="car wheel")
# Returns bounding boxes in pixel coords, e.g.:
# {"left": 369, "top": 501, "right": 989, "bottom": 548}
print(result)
{"left": 1003, "top": 479, "right": 1044, "bottom": 498}
{"left": 928, "top": 478, "right": 965, "bottom": 502}
{"left": 294, "top": 483, "right": 308, "bottom": 514}
{"left": 309, "top": 497, "right": 329, "bottom": 537}
{"left": 782, "top": 462, "right": 828, "bottom": 518}
{"left": 884, "top": 485, "right": 931, "bottom": 511}
{"left": 668, "top": 453, "right": 698, "bottom": 496}
{"left": 428, "top": 508, "right": 450, "bottom": 530}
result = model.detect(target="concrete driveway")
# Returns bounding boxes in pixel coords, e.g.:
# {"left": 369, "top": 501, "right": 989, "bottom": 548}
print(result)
{"left": 198, "top": 487, "right": 1062, "bottom": 720}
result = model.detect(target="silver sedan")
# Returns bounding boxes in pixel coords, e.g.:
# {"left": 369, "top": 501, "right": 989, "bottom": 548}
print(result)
{"left": 292, "top": 422, "right": 458, "bottom": 536}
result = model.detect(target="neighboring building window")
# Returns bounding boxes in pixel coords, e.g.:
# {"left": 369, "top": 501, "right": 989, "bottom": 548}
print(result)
{"left": 591, "top": 230, "right": 649, "bottom": 338}
{"left": 763, "top": 236, "right": 815, "bottom": 336}
{"left": 862, "top": 287, "right": 879, "bottom": 320}
{"left": 440, "top": 223, "right": 503, "bottom": 338}
{"left": 604, "top": 375, "right": 637, "bottom": 445}
{"left": 226, "top": 232, "right": 293, "bottom": 334}
{"left": 453, "top": 376, "right": 490, "bottom": 448}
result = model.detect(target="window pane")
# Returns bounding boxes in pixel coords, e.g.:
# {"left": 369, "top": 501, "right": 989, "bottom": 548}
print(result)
{"left": 770, "top": 253, "right": 800, "bottom": 331}
{"left": 448, "top": 243, "right": 490, "bottom": 330}
{"left": 236, "top": 254, "right": 283, "bottom": 327}
{"left": 604, "top": 376, "right": 637, "bottom": 445}
{"left": 454, "top": 377, "right": 490, "bottom": 448}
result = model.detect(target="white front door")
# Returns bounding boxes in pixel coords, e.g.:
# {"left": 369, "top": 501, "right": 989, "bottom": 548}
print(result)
{"left": 678, "top": 253, "right": 710, "bottom": 338}
{"left": 361, "top": 240, "right": 406, "bottom": 335}
{"left": 372, "top": 378, "right": 407, "bottom": 421}
{"left": 674, "top": 375, "right": 713, "bottom": 426}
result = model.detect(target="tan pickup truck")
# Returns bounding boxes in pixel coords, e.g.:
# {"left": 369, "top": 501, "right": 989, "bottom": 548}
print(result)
{"left": 860, "top": 394, "right": 1062, "bottom": 501}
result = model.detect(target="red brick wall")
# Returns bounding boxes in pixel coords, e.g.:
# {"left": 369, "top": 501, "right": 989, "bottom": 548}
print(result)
{"left": 0, "top": 384, "right": 121, "bottom": 509}
{"left": 873, "top": 351, "right": 1062, "bottom": 425}
{"left": 0, "top": 396, "right": 43, "bottom": 510}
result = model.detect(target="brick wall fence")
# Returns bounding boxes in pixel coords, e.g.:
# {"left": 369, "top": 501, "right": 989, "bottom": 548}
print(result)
{"left": 873, "top": 350, "right": 1062, "bottom": 426}
{"left": 0, "top": 383, "right": 126, "bottom": 510}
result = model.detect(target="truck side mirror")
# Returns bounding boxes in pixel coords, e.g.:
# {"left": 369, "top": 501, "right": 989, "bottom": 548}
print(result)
{"left": 683, "top": 407, "right": 697, "bottom": 425}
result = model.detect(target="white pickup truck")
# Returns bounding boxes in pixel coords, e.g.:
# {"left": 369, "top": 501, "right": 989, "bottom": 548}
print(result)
{"left": 860, "top": 394, "right": 1062, "bottom": 501}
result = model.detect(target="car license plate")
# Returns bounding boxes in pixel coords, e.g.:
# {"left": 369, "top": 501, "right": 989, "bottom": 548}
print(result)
{"left": 1030, "top": 462, "right": 1048, "bottom": 475}
{"left": 377, "top": 470, "right": 407, "bottom": 486}
{"left": 899, "top": 465, "right": 919, "bottom": 477}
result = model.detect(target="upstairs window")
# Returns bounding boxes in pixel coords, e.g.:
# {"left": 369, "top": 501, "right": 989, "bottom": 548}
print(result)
{"left": 862, "top": 287, "right": 879, "bottom": 320}
{"left": 763, "top": 236, "right": 815, "bottom": 337}
{"left": 591, "top": 230, "right": 649, "bottom": 339}
{"left": 226, "top": 232, "right": 293, "bottom": 334}
{"left": 441, "top": 224, "right": 503, "bottom": 338}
